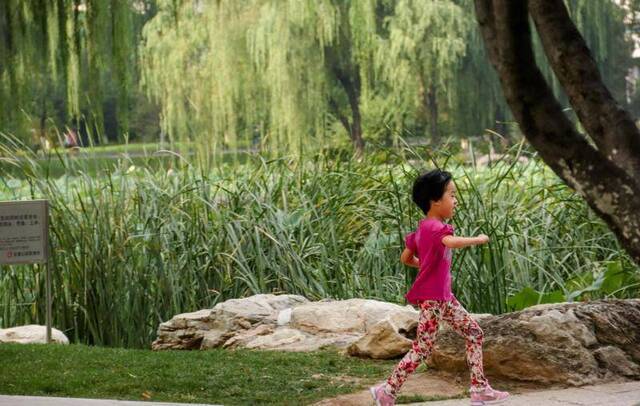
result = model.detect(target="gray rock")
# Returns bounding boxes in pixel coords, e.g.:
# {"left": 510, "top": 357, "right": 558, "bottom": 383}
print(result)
{"left": 152, "top": 293, "right": 308, "bottom": 350}
{"left": 152, "top": 294, "right": 640, "bottom": 386}
{"left": 152, "top": 295, "right": 417, "bottom": 352}
{"left": 0, "top": 325, "right": 69, "bottom": 345}
{"left": 425, "top": 299, "right": 640, "bottom": 385}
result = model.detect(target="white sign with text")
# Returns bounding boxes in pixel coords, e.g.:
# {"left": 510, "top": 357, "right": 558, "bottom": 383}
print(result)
{"left": 0, "top": 200, "right": 49, "bottom": 265}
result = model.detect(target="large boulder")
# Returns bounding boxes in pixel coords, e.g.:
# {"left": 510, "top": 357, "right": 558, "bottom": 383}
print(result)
{"left": 152, "top": 293, "right": 310, "bottom": 350}
{"left": 152, "top": 294, "right": 418, "bottom": 352}
{"left": 290, "top": 298, "right": 417, "bottom": 335}
{"left": 0, "top": 325, "right": 69, "bottom": 345}
{"left": 344, "top": 306, "right": 430, "bottom": 359}
{"left": 153, "top": 294, "right": 640, "bottom": 386}
{"left": 423, "top": 299, "right": 640, "bottom": 385}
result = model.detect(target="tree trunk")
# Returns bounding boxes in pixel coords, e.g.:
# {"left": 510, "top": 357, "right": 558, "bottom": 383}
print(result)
{"left": 427, "top": 83, "right": 439, "bottom": 145}
{"left": 494, "top": 108, "right": 510, "bottom": 150}
{"left": 338, "top": 71, "right": 365, "bottom": 157}
{"left": 325, "top": 46, "right": 365, "bottom": 157}
{"left": 474, "top": 0, "right": 640, "bottom": 264}
{"left": 40, "top": 99, "right": 47, "bottom": 141}
{"left": 349, "top": 106, "right": 365, "bottom": 157}
{"left": 350, "top": 105, "right": 365, "bottom": 157}
{"left": 528, "top": 0, "right": 640, "bottom": 177}
{"left": 328, "top": 84, "right": 365, "bottom": 158}
{"left": 418, "top": 73, "right": 440, "bottom": 145}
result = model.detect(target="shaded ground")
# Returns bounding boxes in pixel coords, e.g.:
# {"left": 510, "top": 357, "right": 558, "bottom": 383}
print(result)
{"left": 0, "top": 370, "right": 638, "bottom": 405}
{"left": 406, "top": 380, "right": 640, "bottom": 406}
{"left": 312, "top": 369, "right": 466, "bottom": 405}
{"left": 311, "top": 368, "right": 626, "bottom": 405}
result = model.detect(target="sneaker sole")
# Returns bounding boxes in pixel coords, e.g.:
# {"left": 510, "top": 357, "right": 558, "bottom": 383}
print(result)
{"left": 470, "top": 396, "right": 509, "bottom": 406}
{"left": 369, "top": 387, "right": 380, "bottom": 406}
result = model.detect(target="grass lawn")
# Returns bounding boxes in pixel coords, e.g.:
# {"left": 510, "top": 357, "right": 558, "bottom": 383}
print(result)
{"left": 0, "top": 343, "right": 404, "bottom": 405}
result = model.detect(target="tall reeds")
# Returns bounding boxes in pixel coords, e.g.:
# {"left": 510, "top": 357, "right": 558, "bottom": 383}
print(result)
{"left": 1, "top": 135, "right": 637, "bottom": 347}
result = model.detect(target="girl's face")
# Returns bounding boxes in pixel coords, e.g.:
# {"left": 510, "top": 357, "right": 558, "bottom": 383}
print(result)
{"left": 433, "top": 180, "right": 458, "bottom": 218}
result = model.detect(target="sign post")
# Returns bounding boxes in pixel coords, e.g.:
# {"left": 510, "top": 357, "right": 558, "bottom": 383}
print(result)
{"left": 0, "top": 200, "right": 51, "bottom": 342}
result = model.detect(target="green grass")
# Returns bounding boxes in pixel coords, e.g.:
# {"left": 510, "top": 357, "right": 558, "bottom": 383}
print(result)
{"left": 0, "top": 343, "right": 399, "bottom": 405}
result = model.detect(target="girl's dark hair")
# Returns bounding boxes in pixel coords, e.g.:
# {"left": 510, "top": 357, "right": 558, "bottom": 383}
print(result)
{"left": 412, "top": 169, "right": 452, "bottom": 214}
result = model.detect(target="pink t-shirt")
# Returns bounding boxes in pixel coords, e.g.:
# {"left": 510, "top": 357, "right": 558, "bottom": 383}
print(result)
{"left": 404, "top": 218, "right": 455, "bottom": 303}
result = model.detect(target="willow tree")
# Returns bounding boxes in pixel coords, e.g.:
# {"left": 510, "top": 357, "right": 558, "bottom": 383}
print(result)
{"left": 0, "top": 0, "right": 60, "bottom": 142}
{"left": 447, "top": 0, "right": 511, "bottom": 141}
{"left": 141, "top": 0, "right": 380, "bottom": 157}
{"left": 0, "top": 0, "right": 151, "bottom": 144}
{"left": 141, "top": 0, "right": 267, "bottom": 157}
{"left": 251, "top": 0, "right": 382, "bottom": 156}
{"left": 377, "top": 0, "right": 469, "bottom": 145}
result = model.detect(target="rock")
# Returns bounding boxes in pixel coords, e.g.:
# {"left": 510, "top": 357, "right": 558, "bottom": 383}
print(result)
{"left": 152, "top": 293, "right": 309, "bottom": 350}
{"left": 0, "top": 325, "right": 69, "bottom": 345}
{"left": 593, "top": 346, "right": 640, "bottom": 377}
{"left": 290, "top": 299, "right": 417, "bottom": 335}
{"left": 347, "top": 318, "right": 413, "bottom": 359}
{"left": 152, "top": 294, "right": 417, "bottom": 352}
{"left": 153, "top": 294, "right": 640, "bottom": 387}
{"left": 222, "top": 324, "right": 275, "bottom": 348}
{"left": 348, "top": 311, "right": 492, "bottom": 360}
{"left": 277, "top": 308, "right": 292, "bottom": 326}
{"left": 229, "top": 327, "right": 362, "bottom": 352}
{"left": 425, "top": 299, "right": 640, "bottom": 386}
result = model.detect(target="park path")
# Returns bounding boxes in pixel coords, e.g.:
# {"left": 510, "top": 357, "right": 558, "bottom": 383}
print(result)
{"left": 0, "top": 380, "right": 638, "bottom": 405}
{"left": 406, "top": 380, "right": 640, "bottom": 406}
{"left": 0, "top": 397, "right": 217, "bottom": 406}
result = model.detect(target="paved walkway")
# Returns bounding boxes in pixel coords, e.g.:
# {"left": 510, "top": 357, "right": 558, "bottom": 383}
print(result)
{"left": 0, "top": 397, "right": 219, "bottom": 406}
{"left": 0, "top": 381, "right": 638, "bottom": 405}
{"left": 408, "top": 381, "right": 640, "bottom": 406}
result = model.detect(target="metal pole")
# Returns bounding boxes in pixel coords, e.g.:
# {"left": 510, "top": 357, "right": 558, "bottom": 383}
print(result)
{"left": 45, "top": 200, "right": 52, "bottom": 344}
{"left": 46, "top": 259, "right": 52, "bottom": 343}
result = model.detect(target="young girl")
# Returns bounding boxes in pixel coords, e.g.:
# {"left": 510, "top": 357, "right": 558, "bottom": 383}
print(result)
{"left": 370, "top": 169, "right": 510, "bottom": 406}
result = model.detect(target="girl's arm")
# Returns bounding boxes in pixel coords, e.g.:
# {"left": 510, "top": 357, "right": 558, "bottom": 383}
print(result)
{"left": 442, "top": 234, "right": 489, "bottom": 249}
{"left": 400, "top": 248, "right": 420, "bottom": 268}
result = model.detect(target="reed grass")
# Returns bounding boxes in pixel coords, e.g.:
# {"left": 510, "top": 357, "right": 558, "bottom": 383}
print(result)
{"left": 0, "top": 133, "right": 638, "bottom": 348}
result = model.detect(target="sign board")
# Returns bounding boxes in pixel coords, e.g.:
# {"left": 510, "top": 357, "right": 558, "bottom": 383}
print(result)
{"left": 0, "top": 200, "right": 49, "bottom": 265}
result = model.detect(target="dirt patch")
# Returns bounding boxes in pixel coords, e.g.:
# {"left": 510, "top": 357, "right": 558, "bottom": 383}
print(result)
{"left": 311, "top": 373, "right": 370, "bottom": 386}
{"left": 311, "top": 369, "right": 569, "bottom": 405}
{"left": 311, "top": 369, "right": 465, "bottom": 405}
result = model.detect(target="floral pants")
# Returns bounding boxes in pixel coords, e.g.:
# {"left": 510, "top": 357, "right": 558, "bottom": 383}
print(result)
{"left": 385, "top": 296, "right": 489, "bottom": 396}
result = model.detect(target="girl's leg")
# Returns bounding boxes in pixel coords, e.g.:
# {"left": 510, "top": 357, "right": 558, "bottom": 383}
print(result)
{"left": 441, "top": 297, "right": 489, "bottom": 391}
{"left": 384, "top": 300, "right": 443, "bottom": 396}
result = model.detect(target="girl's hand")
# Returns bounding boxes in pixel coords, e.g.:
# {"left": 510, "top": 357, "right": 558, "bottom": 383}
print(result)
{"left": 400, "top": 248, "right": 420, "bottom": 268}
{"left": 409, "top": 257, "right": 420, "bottom": 268}
{"left": 476, "top": 234, "right": 490, "bottom": 244}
